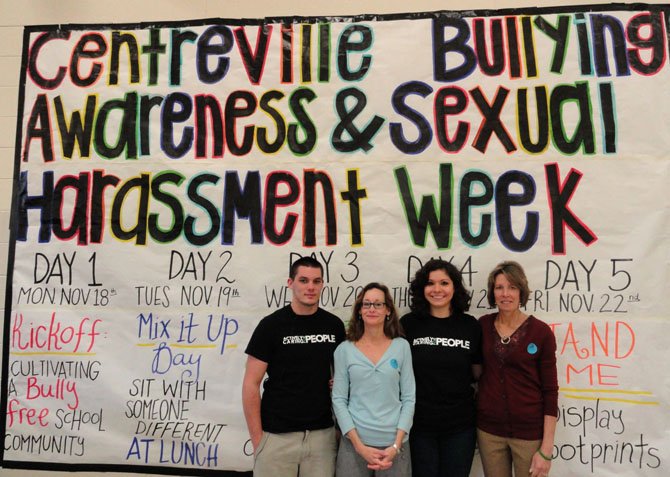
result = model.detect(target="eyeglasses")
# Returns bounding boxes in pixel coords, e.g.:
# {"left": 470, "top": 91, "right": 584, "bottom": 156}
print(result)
{"left": 361, "top": 302, "right": 386, "bottom": 310}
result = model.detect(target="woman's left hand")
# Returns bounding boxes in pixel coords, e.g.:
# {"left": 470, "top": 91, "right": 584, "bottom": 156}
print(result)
{"left": 529, "top": 451, "right": 552, "bottom": 477}
{"left": 376, "top": 445, "right": 398, "bottom": 469}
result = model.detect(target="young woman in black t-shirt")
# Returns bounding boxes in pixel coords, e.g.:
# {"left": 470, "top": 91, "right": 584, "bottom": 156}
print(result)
{"left": 400, "top": 259, "right": 482, "bottom": 477}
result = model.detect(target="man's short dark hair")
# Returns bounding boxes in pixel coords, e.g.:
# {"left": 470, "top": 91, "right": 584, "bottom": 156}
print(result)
{"left": 289, "top": 256, "right": 324, "bottom": 279}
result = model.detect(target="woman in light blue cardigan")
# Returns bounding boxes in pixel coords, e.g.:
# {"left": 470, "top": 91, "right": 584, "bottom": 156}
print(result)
{"left": 332, "top": 282, "right": 416, "bottom": 476}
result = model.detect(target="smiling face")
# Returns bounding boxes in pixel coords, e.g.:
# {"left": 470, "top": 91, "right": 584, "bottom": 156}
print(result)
{"left": 360, "top": 288, "right": 387, "bottom": 329}
{"left": 287, "top": 265, "right": 323, "bottom": 314}
{"left": 424, "top": 269, "right": 454, "bottom": 316}
{"left": 493, "top": 273, "right": 521, "bottom": 312}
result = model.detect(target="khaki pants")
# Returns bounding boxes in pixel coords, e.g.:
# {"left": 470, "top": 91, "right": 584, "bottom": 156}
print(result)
{"left": 254, "top": 427, "right": 337, "bottom": 477}
{"left": 477, "top": 428, "right": 541, "bottom": 477}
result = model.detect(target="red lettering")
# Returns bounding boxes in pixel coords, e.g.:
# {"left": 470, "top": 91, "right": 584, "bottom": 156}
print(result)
{"left": 615, "top": 321, "right": 635, "bottom": 358}
{"left": 560, "top": 322, "right": 589, "bottom": 358}
{"left": 11, "top": 312, "right": 102, "bottom": 353}
{"left": 597, "top": 363, "right": 620, "bottom": 386}
{"left": 565, "top": 362, "right": 621, "bottom": 386}
{"left": 6, "top": 398, "right": 49, "bottom": 427}
{"left": 26, "top": 377, "right": 80, "bottom": 410}
{"left": 565, "top": 363, "right": 593, "bottom": 385}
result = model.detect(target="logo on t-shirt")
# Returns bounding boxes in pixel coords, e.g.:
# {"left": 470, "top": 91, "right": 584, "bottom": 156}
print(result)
{"left": 282, "top": 334, "right": 337, "bottom": 344}
{"left": 412, "top": 336, "right": 470, "bottom": 350}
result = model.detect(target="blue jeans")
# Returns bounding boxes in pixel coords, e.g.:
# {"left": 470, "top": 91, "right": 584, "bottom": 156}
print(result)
{"left": 409, "top": 427, "right": 476, "bottom": 477}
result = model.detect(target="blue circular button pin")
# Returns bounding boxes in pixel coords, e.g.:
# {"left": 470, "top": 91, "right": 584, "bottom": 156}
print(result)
{"left": 527, "top": 343, "right": 538, "bottom": 355}
{"left": 390, "top": 359, "right": 399, "bottom": 369}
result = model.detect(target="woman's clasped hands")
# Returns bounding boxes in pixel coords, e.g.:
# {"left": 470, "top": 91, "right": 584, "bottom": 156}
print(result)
{"left": 353, "top": 441, "right": 397, "bottom": 471}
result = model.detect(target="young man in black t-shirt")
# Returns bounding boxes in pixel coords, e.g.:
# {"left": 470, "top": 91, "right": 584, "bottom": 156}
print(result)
{"left": 242, "top": 257, "right": 345, "bottom": 477}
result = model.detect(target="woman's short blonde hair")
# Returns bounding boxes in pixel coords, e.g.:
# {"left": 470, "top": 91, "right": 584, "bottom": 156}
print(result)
{"left": 487, "top": 261, "right": 530, "bottom": 308}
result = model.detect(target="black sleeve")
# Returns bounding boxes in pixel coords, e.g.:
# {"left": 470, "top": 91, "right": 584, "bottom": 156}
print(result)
{"left": 468, "top": 314, "right": 483, "bottom": 365}
{"left": 336, "top": 319, "right": 346, "bottom": 344}
{"left": 245, "top": 317, "right": 274, "bottom": 363}
{"left": 400, "top": 313, "right": 413, "bottom": 340}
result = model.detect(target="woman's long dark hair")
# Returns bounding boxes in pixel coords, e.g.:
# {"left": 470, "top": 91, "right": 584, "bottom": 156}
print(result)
{"left": 409, "top": 259, "right": 471, "bottom": 315}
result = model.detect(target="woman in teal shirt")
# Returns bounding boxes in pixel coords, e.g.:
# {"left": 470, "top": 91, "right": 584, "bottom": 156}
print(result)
{"left": 332, "top": 282, "right": 415, "bottom": 476}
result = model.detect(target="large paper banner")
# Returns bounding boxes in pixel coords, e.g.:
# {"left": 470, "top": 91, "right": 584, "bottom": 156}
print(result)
{"left": 2, "top": 4, "right": 669, "bottom": 476}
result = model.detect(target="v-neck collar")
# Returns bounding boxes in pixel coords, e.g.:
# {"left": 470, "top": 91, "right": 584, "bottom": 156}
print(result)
{"left": 353, "top": 338, "right": 393, "bottom": 366}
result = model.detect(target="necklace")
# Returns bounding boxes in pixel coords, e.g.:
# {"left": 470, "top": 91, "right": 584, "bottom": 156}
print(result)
{"left": 496, "top": 311, "right": 523, "bottom": 345}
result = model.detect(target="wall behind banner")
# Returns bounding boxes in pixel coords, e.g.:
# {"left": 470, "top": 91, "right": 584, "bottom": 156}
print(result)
{"left": 0, "top": 1, "right": 667, "bottom": 477}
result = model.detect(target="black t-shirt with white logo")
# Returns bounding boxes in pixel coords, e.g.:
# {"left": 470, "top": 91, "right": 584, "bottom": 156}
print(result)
{"left": 401, "top": 311, "right": 482, "bottom": 433}
{"left": 246, "top": 305, "right": 345, "bottom": 433}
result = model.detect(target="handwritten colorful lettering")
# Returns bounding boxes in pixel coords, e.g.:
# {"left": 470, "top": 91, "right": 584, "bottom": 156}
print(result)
{"left": 2, "top": 5, "right": 669, "bottom": 476}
